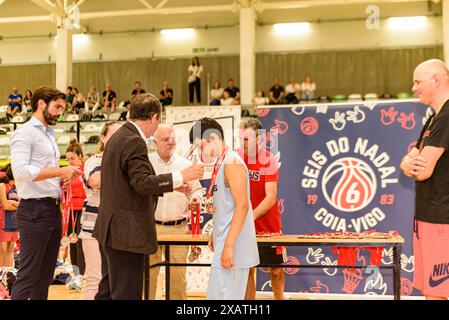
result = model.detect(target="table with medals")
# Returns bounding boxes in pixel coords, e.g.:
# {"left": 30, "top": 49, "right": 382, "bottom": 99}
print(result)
{"left": 144, "top": 231, "right": 404, "bottom": 300}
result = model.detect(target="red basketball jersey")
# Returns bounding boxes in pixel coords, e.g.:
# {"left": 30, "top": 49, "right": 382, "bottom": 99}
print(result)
{"left": 237, "top": 148, "right": 281, "bottom": 234}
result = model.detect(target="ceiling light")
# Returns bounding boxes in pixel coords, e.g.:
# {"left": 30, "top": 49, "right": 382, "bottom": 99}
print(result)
{"left": 73, "top": 33, "right": 89, "bottom": 45}
{"left": 160, "top": 28, "right": 195, "bottom": 40}
{"left": 273, "top": 22, "right": 310, "bottom": 36}
{"left": 386, "top": 16, "right": 427, "bottom": 30}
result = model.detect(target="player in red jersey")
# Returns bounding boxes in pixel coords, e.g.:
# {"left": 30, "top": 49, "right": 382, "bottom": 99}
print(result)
{"left": 238, "top": 118, "right": 286, "bottom": 300}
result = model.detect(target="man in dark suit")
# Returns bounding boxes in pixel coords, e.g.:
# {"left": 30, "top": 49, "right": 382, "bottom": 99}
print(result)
{"left": 93, "top": 93, "right": 204, "bottom": 300}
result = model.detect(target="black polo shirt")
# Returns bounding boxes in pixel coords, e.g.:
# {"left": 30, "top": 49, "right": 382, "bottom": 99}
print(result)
{"left": 225, "top": 86, "right": 240, "bottom": 98}
{"left": 415, "top": 99, "right": 449, "bottom": 224}
{"left": 131, "top": 89, "right": 145, "bottom": 96}
{"left": 103, "top": 90, "right": 116, "bottom": 102}
{"left": 160, "top": 88, "right": 173, "bottom": 98}
{"left": 269, "top": 85, "right": 285, "bottom": 99}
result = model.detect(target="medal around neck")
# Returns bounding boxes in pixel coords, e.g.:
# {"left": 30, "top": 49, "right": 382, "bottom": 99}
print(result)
{"left": 69, "top": 232, "right": 78, "bottom": 244}
{"left": 61, "top": 236, "right": 70, "bottom": 247}
{"left": 205, "top": 203, "right": 216, "bottom": 214}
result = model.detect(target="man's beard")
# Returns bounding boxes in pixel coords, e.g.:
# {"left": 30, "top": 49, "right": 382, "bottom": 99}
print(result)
{"left": 43, "top": 106, "right": 59, "bottom": 125}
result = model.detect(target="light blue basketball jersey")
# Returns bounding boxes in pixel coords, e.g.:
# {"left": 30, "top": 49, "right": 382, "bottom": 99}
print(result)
{"left": 211, "top": 150, "right": 260, "bottom": 269}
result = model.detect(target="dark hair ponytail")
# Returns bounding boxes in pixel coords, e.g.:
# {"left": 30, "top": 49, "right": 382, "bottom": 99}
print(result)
{"left": 66, "top": 138, "right": 84, "bottom": 159}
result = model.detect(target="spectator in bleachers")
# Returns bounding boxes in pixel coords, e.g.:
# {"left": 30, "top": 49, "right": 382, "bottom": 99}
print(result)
{"left": 66, "top": 87, "right": 75, "bottom": 110}
{"left": 23, "top": 89, "right": 32, "bottom": 113}
{"left": 86, "top": 86, "right": 100, "bottom": 115}
{"left": 209, "top": 81, "right": 223, "bottom": 106}
{"left": 121, "top": 81, "right": 146, "bottom": 120}
{"left": 131, "top": 81, "right": 146, "bottom": 101}
{"left": 269, "top": 79, "right": 285, "bottom": 105}
{"left": 284, "top": 77, "right": 300, "bottom": 104}
{"left": 159, "top": 81, "right": 173, "bottom": 109}
{"left": 7, "top": 87, "right": 22, "bottom": 119}
{"left": 300, "top": 74, "right": 316, "bottom": 101}
{"left": 224, "top": 79, "right": 240, "bottom": 105}
{"left": 188, "top": 56, "right": 203, "bottom": 104}
{"left": 102, "top": 83, "right": 117, "bottom": 114}
{"left": 252, "top": 90, "right": 269, "bottom": 106}
{"left": 220, "top": 90, "right": 234, "bottom": 106}
{"left": 72, "top": 88, "right": 85, "bottom": 114}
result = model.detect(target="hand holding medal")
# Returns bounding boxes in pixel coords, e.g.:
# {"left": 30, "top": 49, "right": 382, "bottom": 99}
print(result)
{"left": 61, "top": 186, "right": 78, "bottom": 246}
{"left": 188, "top": 202, "right": 202, "bottom": 262}
{"left": 204, "top": 198, "right": 216, "bottom": 215}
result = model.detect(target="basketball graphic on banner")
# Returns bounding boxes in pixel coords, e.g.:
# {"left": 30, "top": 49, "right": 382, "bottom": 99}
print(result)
{"left": 283, "top": 256, "right": 301, "bottom": 275}
{"left": 322, "top": 157, "right": 377, "bottom": 212}
{"left": 401, "top": 277, "right": 414, "bottom": 296}
{"left": 300, "top": 117, "right": 319, "bottom": 136}
{"left": 257, "top": 108, "right": 270, "bottom": 117}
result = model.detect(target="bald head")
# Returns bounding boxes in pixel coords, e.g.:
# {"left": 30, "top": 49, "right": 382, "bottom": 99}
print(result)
{"left": 413, "top": 59, "right": 449, "bottom": 109}
{"left": 415, "top": 59, "right": 449, "bottom": 81}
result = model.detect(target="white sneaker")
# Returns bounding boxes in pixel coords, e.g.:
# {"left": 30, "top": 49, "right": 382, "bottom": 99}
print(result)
{"left": 66, "top": 275, "right": 84, "bottom": 290}
{"left": 74, "top": 275, "right": 84, "bottom": 289}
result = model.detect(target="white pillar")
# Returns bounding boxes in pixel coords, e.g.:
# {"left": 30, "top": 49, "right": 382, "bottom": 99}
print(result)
{"left": 56, "top": 24, "right": 73, "bottom": 91}
{"left": 239, "top": 7, "right": 256, "bottom": 107}
{"left": 443, "top": 0, "right": 449, "bottom": 64}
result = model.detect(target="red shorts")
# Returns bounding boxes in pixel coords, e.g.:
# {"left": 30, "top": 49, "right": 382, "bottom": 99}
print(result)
{"left": 0, "top": 210, "right": 19, "bottom": 243}
{"left": 413, "top": 220, "right": 449, "bottom": 297}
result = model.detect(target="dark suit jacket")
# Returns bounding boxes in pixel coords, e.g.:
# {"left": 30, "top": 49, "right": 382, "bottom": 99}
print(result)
{"left": 92, "top": 122, "right": 173, "bottom": 255}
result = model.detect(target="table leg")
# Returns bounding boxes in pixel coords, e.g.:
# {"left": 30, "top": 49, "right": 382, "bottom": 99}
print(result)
{"left": 165, "top": 245, "right": 171, "bottom": 300}
{"left": 393, "top": 245, "right": 402, "bottom": 300}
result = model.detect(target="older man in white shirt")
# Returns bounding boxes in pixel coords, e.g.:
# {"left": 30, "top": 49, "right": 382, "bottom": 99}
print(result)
{"left": 148, "top": 125, "right": 203, "bottom": 300}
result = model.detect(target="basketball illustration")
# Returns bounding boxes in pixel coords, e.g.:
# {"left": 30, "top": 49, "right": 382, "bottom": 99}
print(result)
{"left": 322, "top": 157, "right": 377, "bottom": 212}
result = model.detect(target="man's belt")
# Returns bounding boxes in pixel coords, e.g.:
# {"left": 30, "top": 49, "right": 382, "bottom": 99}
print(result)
{"left": 22, "top": 197, "right": 62, "bottom": 205}
{"left": 155, "top": 218, "right": 187, "bottom": 226}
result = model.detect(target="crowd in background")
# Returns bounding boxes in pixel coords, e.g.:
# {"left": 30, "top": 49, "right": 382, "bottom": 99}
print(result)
{"left": 208, "top": 74, "right": 317, "bottom": 107}
{"left": 3, "top": 56, "right": 318, "bottom": 124}
{"left": 2, "top": 80, "right": 175, "bottom": 123}
{"left": 6, "top": 55, "right": 416, "bottom": 126}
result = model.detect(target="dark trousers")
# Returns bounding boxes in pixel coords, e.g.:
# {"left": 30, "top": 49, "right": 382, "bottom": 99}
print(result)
{"left": 95, "top": 244, "right": 145, "bottom": 300}
{"left": 11, "top": 199, "right": 61, "bottom": 300}
{"left": 67, "top": 209, "right": 85, "bottom": 275}
{"left": 160, "top": 98, "right": 173, "bottom": 107}
{"left": 285, "top": 93, "right": 299, "bottom": 104}
{"left": 188, "top": 78, "right": 201, "bottom": 103}
{"left": 72, "top": 102, "right": 85, "bottom": 114}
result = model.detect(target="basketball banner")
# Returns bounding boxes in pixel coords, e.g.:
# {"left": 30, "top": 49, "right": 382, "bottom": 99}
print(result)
{"left": 258, "top": 100, "right": 430, "bottom": 297}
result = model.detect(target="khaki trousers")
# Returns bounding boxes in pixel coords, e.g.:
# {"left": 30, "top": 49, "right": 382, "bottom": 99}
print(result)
{"left": 149, "top": 221, "right": 189, "bottom": 300}
{"left": 81, "top": 237, "right": 102, "bottom": 300}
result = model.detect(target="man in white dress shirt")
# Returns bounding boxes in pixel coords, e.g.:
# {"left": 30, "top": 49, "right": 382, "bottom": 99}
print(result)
{"left": 148, "top": 125, "right": 203, "bottom": 300}
{"left": 10, "top": 86, "right": 82, "bottom": 300}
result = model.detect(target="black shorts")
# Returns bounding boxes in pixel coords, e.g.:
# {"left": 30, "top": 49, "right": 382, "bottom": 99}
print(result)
{"left": 258, "top": 246, "right": 286, "bottom": 266}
